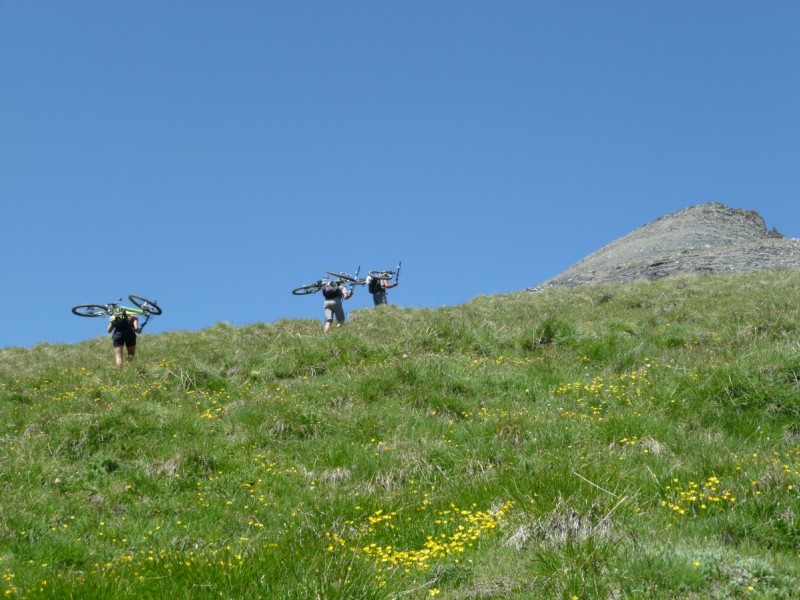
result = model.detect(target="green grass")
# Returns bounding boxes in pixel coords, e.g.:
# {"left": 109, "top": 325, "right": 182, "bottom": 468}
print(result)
{"left": 2, "top": 271, "right": 800, "bottom": 598}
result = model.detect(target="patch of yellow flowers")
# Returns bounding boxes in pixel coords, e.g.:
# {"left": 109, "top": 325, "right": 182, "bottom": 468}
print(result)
{"left": 661, "top": 476, "right": 736, "bottom": 517}
{"left": 326, "top": 500, "right": 513, "bottom": 577}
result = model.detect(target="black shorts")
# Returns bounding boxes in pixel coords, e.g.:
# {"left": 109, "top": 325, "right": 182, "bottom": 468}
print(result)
{"left": 112, "top": 328, "right": 137, "bottom": 348}
{"left": 372, "top": 291, "right": 388, "bottom": 306}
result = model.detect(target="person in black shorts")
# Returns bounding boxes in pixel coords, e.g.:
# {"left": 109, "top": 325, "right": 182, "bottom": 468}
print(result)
{"left": 367, "top": 274, "right": 398, "bottom": 306}
{"left": 107, "top": 309, "right": 142, "bottom": 366}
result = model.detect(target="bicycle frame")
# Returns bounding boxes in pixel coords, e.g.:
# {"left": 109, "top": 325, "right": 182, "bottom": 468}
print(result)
{"left": 107, "top": 303, "right": 153, "bottom": 330}
{"left": 113, "top": 303, "right": 145, "bottom": 316}
{"left": 291, "top": 277, "right": 331, "bottom": 296}
{"left": 368, "top": 260, "right": 402, "bottom": 283}
{"left": 294, "top": 266, "right": 365, "bottom": 297}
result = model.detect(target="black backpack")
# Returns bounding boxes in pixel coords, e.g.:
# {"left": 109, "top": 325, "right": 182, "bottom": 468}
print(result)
{"left": 112, "top": 311, "right": 130, "bottom": 329}
{"left": 368, "top": 276, "right": 381, "bottom": 294}
{"left": 322, "top": 282, "right": 341, "bottom": 299}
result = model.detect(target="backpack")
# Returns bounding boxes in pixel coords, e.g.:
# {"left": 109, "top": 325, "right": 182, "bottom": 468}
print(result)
{"left": 112, "top": 311, "right": 130, "bottom": 329}
{"left": 367, "top": 276, "right": 381, "bottom": 294}
{"left": 322, "top": 282, "right": 341, "bottom": 299}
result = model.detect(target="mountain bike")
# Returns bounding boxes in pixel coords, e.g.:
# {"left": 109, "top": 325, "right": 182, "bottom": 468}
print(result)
{"left": 325, "top": 266, "right": 364, "bottom": 294}
{"left": 71, "top": 294, "right": 163, "bottom": 330}
{"left": 368, "top": 260, "right": 402, "bottom": 284}
{"left": 291, "top": 277, "right": 333, "bottom": 296}
{"left": 292, "top": 266, "right": 364, "bottom": 296}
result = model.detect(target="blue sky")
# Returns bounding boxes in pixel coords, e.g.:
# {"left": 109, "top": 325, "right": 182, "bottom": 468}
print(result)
{"left": 1, "top": 1, "right": 798, "bottom": 349}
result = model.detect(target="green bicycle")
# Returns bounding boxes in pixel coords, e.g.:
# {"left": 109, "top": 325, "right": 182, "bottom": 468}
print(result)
{"left": 71, "top": 294, "right": 163, "bottom": 330}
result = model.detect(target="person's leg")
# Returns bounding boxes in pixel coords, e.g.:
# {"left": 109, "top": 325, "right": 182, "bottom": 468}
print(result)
{"left": 113, "top": 345, "right": 124, "bottom": 367}
{"left": 334, "top": 303, "right": 346, "bottom": 327}
{"left": 121, "top": 329, "right": 137, "bottom": 361}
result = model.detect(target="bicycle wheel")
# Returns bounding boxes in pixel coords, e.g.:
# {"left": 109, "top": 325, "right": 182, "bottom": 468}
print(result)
{"left": 128, "top": 295, "right": 163, "bottom": 316}
{"left": 72, "top": 304, "right": 110, "bottom": 317}
{"left": 292, "top": 283, "right": 323, "bottom": 295}
{"left": 368, "top": 270, "right": 395, "bottom": 280}
{"left": 325, "top": 271, "right": 359, "bottom": 283}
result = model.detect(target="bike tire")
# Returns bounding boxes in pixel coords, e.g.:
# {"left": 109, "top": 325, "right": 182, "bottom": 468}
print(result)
{"left": 72, "top": 304, "right": 110, "bottom": 317}
{"left": 368, "top": 270, "right": 395, "bottom": 280}
{"left": 128, "top": 294, "right": 163, "bottom": 316}
{"left": 325, "top": 271, "right": 358, "bottom": 283}
{"left": 292, "top": 283, "right": 323, "bottom": 296}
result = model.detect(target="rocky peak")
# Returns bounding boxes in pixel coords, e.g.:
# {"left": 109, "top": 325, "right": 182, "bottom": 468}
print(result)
{"left": 530, "top": 203, "right": 799, "bottom": 290}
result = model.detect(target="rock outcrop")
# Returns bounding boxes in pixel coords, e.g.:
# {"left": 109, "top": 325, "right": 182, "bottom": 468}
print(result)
{"left": 530, "top": 202, "right": 799, "bottom": 291}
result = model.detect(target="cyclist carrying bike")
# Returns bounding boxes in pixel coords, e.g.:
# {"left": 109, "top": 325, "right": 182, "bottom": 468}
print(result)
{"left": 321, "top": 280, "right": 352, "bottom": 332}
{"left": 107, "top": 308, "right": 142, "bottom": 366}
{"left": 366, "top": 274, "right": 398, "bottom": 306}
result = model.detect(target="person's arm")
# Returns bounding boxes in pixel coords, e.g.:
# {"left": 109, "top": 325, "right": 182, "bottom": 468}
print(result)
{"left": 107, "top": 320, "right": 114, "bottom": 334}
{"left": 132, "top": 315, "right": 142, "bottom": 333}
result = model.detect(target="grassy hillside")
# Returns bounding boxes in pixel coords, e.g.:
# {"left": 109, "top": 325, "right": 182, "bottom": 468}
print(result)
{"left": 2, "top": 271, "right": 799, "bottom": 599}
